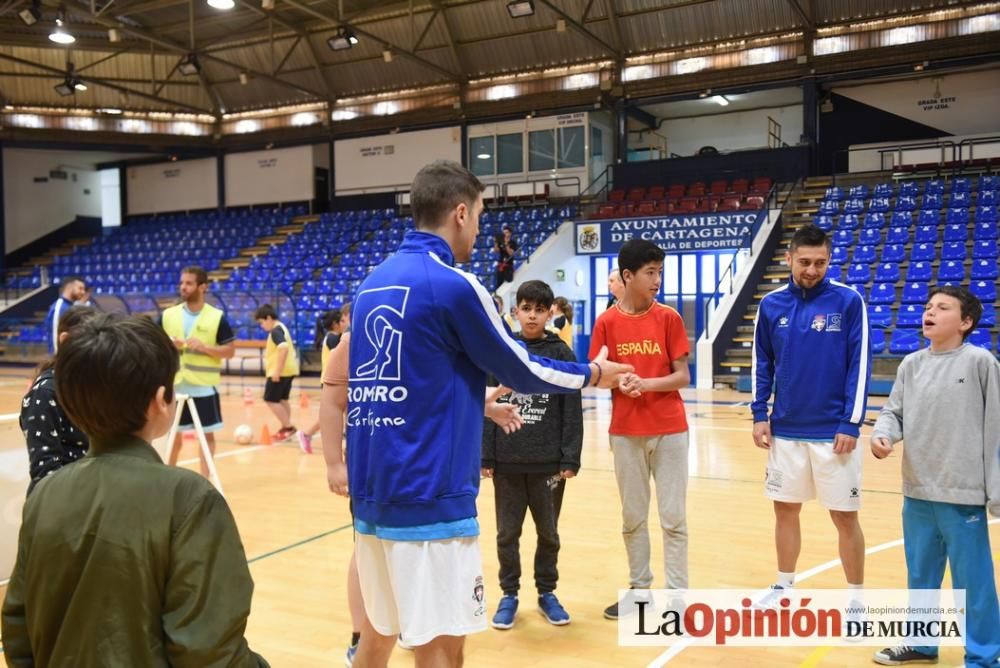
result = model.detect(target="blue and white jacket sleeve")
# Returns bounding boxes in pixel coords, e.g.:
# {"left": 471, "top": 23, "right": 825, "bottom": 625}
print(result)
{"left": 751, "top": 303, "right": 774, "bottom": 423}
{"left": 447, "top": 280, "right": 591, "bottom": 394}
{"left": 837, "top": 294, "right": 872, "bottom": 438}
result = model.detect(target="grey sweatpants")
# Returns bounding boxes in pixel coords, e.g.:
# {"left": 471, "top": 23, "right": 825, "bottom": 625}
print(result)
{"left": 611, "top": 432, "right": 689, "bottom": 589}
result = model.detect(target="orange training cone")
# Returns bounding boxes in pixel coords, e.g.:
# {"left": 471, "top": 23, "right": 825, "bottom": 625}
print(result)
{"left": 299, "top": 392, "right": 310, "bottom": 410}
{"left": 260, "top": 424, "right": 272, "bottom": 446}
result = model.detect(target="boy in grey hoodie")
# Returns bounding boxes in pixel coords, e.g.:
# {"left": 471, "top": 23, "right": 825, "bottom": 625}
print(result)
{"left": 870, "top": 286, "right": 1000, "bottom": 667}
{"left": 481, "top": 280, "right": 583, "bottom": 631}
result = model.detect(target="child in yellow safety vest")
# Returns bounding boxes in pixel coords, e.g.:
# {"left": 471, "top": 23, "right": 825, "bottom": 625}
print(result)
{"left": 254, "top": 304, "right": 300, "bottom": 442}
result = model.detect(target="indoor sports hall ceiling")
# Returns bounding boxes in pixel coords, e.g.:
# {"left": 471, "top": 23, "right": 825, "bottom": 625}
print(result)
{"left": 0, "top": 0, "right": 997, "bottom": 115}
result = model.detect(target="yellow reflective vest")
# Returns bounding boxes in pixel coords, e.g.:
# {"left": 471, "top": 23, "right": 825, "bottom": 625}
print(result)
{"left": 162, "top": 303, "right": 224, "bottom": 387}
{"left": 265, "top": 321, "right": 300, "bottom": 378}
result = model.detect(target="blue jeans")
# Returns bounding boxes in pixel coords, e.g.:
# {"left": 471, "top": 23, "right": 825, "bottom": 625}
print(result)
{"left": 903, "top": 497, "right": 1000, "bottom": 667}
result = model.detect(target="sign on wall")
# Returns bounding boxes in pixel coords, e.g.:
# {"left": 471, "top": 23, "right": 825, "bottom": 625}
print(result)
{"left": 575, "top": 210, "right": 768, "bottom": 255}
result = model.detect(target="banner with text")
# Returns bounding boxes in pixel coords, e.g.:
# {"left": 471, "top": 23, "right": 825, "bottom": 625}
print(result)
{"left": 575, "top": 210, "right": 770, "bottom": 255}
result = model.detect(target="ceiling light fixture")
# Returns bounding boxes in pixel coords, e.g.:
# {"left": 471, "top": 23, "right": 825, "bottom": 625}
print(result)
{"left": 712, "top": 94, "right": 729, "bottom": 106}
{"left": 327, "top": 28, "right": 358, "bottom": 51}
{"left": 506, "top": 0, "right": 534, "bottom": 18}
{"left": 18, "top": 0, "right": 42, "bottom": 26}
{"left": 179, "top": 54, "right": 201, "bottom": 75}
{"left": 207, "top": 0, "right": 235, "bottom": 9}
{"left": 382, "top": 48, "right": 393, "bottom": 63}
{"left": 49, "top": 11, "right": 75, "bottom": 44}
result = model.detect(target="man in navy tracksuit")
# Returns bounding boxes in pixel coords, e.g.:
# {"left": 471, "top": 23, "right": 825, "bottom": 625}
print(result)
{"left": 347, "top": 160, "right": 630, "bottom": 667}
{"left": 45, "top": 276, "right": 86, "bottom": 354}
{"left": 752, "top": 223, "right": 872, "bottom": 599}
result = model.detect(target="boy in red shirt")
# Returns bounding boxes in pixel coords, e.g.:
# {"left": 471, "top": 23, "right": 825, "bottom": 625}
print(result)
{"left": 589, "top": 239, "right": 691, "bottom": 620}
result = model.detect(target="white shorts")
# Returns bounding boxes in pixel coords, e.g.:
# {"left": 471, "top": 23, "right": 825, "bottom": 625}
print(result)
{"left": 355, "top": 533, "right": 488, "bottom": 646}
{"left": 764, "top": 437, "right": 862, "bottom": 511}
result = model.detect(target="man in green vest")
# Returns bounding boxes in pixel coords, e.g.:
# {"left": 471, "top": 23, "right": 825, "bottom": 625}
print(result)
{"left": 160, "top": 266, "right": 236, "bottom": 477}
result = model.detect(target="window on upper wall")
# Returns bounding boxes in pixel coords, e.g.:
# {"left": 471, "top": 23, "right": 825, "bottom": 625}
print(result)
{"left": 558, "top": 125, "right": 586, "bottom": 168}
{"left": 470, "top": 136, "right": 494, "bottom": 176}
{"left": 528, "top": 129, "right": 555, "bottom": 171}
{"left": 497, "top": 133, "right": 523, "bottom": 174}
{"left": 591, "top": 125, "right": 603, "bottom": 158}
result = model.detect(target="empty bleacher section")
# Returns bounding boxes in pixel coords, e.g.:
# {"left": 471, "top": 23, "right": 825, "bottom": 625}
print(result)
{"left": 716, "top": 173, "right": 999, "bottom": 390}
{"left": 592, "top": 177, "right": 772, "bottom": 218}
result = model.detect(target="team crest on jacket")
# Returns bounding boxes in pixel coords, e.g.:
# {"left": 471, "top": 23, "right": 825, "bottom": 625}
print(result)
{"left": 811, "top": 314, "right": 827, "bottom": 332}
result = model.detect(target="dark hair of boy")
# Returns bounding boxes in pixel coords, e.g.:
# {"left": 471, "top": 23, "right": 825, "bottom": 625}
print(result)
{"left": 254, "top": 304, "right": 278, "bottom": 321}
{"left": 553, "top": 297, "right": 574, "bottom": 324}
{"left": 789, "top": 223, "right": 832, "bottom": 252}
{"left": 62, "top": 275, "right": 85, "bottom": 288}
{"left": 928, "top": 285, "right": 983, "bottom": 339}
{"left": 410, "top": 160, "right": 485, "bottom": 230}
{"left": 181, "top": 266, "right": 208, "bottom": 285}
{"left": 35, "top": 306, "right": 100, "bottom": 378}
{"left": 618, "top": 239, "right": 666, "bottom": 276}
{"left": 55, "top": 315, "right": 178, "bottom": 442}
{"left": 516, "top": 280, "right": 554, "bottom": 310}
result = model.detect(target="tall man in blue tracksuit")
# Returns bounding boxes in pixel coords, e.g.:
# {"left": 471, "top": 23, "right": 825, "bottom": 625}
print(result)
{"left": 752, "top": 223, "right": 872, "bottom": 599}
{"left": 45, "top": 276, "right": 86, "bottom": 354}
{"left": 347, "top": 160, "right": 631, "bottom": 667}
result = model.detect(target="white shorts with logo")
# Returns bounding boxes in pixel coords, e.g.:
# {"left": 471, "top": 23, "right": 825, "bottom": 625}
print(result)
{"left": 764, "top": 437, "right": 862, "bottom": 511}
{"left": 355, "top": 533, "right": 488, "bottom": 646}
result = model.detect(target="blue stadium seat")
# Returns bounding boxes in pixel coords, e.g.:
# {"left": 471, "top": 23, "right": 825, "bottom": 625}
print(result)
{"left": 894, "top": 196, "right": 917, "bottom": 213}
{"left": 847, "top": 263, "right": 871, "bottom": 283}
{"left": 910, "top": 243, "right": 936, "bottom": 262}
{"left": 868, "top": 304, "right": 893, "bottom": 328}
{"left": 968, "top": 329, "right": 992, "bottom": 350}
{"left": 937, "top": 261, "right": 965, "bottom": 282}
{"left": 943, "top": 224, "right": 967, "bottom": 243}
{"left": 940, "top": 242, "right": 966, "bottom": 261}
{"left": 860, "top": 229, "right": 881, "bottom": 246}
{"left": 869, "top": 283, "right": 896, "bottom": 305}
{"left": 871, "top": 328, "right": 886, "bottom": 354}
{"left": 973, "top": 240, "right": 999, "bottom": 259}
{"left": 875, "top": 262, "right": 901, "bottom": 283}
{"left": 901, "top": 282, "right": 929, "bottom": 304}
{"left": 844, "top": 199, "right": 865, "bottom": 214}
{"left": 869, "top": 198, "right": 890, "bottom": 214}
{"left": 952, "top": 177, "right": 971, "bottom": 193}
{"left": 981, "top": 191, "right": 998, "bottom": 206}
{"left": 946, "top": 207, "right": 969, "bottom": 225}
{"left": 886, "top": 227, "right": 910, "bottom": 245}
{"left": 899, "top": 181, "right": 919, "bottom": 198}
{"left": 980, "top": 304, "right": 997, "bottom": 328}
{"left": 874, "top": 183, "right": 894, "bottom": 198}
{"left": 971, "top": 259, "right": 999, "bottom": 281}
{"left": 881, "top": 244, "right": 906, "bottom": 263}
{"left": 864, "top": 212, "right": 886, "bottom": 228}
{"left": 975, "top": 222, "right": 998, "bottom": 240}
{"left": 839, "top": 213, "right": 861, "bottom": 230}
{"left": 925, "top": 179, "right": 945, "bottom": 195}
{"left": 922, "top": 193, "right": 944, "bottom": 210}
{"left": 849, "top": 184, "right": 869, "bottom": 199}
{"left": 825, "top": 186, "right": 845, "bottom": 201}
{"left": 831, "top": 246, "right": 848, "bottom": 265}
{"left": 889, "top": 330, "right": 923, "bottom": 355}
{"left": 950, "top": 191, "right": 971, "bottom": 208}
{"left": 833, "top": 229, "right": 854, "bottom": 247}
{"left": 896, "top": 305, "right": 924, "bottom": 328}
{"left": 976, "top": 206, "right": 998, "bottom": 224}
{"left": 914, "top": 225, "right": 938, "bottom": 244}
{"left": 853, "top": 245, "right": 877, "bottom": 264}
{"left": 917, "top": 209, "right": 939, "bottom": 227}
{"left": 819, "top": 200, "right": 839, "bottom": 215}
{"left": 978, "top": 175, "right": 999, "bottom": 192}
{"left": 815, "top": 215, "right": 835, "bottom": 232}
{"left": 891, "top": 211, "right": 913, "bottom": 228}
{"left": 906, "top": 261, "right": 933, "bottom": 282}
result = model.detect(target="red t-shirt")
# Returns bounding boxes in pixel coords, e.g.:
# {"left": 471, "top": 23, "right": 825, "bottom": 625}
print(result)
{"left": 589, "top": 303, "right": 690, "bottom": 436}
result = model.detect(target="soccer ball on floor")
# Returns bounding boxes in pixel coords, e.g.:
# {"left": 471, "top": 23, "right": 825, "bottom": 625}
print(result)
{"left": 233, "top": 424, "right": 254, "bottom": 445}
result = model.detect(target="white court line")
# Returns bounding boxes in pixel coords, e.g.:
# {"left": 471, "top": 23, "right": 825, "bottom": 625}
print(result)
{"left": 0, "top": 413, "right": 21, "bottom": 421}
{"left": 175, "top": 444, "right": 269, "bottom": 467}
{"left": 648, "top": 517, "right": 1000, "bottom": 667}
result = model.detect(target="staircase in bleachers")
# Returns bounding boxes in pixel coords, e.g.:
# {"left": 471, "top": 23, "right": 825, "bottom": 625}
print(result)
{"left": 716, "top": 172, "right": 999, "bottom": 390}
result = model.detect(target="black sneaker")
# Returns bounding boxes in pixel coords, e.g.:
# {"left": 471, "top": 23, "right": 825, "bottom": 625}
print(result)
{"left": 603, "top": 588, "right": 650, "bottom": 620}
{"left": 873, "top": 646, "right": 938, "bottom": 665}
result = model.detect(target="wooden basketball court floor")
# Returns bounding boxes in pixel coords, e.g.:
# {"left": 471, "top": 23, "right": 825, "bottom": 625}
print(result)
{"left": 0, "top": 368, "right": 997, "bottom": 667}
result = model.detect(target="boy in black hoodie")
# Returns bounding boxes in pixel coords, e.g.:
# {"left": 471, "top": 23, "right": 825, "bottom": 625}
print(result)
{"left": 481, "top": 280, "right": 583, "bottom": 630}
